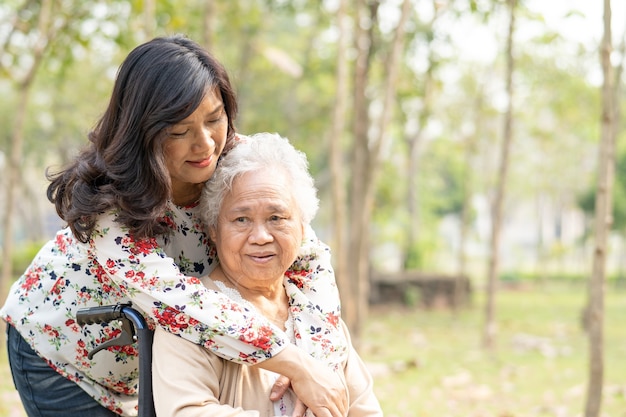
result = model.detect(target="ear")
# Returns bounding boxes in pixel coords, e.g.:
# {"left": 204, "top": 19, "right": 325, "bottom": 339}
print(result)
{"left": 209, "top": 226, "right": 217, "bottom": 243}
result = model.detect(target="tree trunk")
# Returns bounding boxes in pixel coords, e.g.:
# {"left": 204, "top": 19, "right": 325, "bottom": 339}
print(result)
{"left": 483, "top": 0, "right": 516, "bottom": 351}
{"left": 347, "top": 0, "right": 411, "bottom": 342}
{"left": 1, "top": 0, "right": 53, "bottom": 350}
{"left": 404, "top": 1, "right": 442, "bottom": 269}
{"left": 347, "top": 0, "right": 377, "bottom": 339}
{"left": 456, "top": 88, "right": 484, "bottom": 310}
{"left": 329, "top": 0, "right": 351, "bottom": 324}
{"left": 584, "top": 1, "right": 614, "bottom": 416}
{"left": 0, "top": 85, "right": 29, "bottom": 348}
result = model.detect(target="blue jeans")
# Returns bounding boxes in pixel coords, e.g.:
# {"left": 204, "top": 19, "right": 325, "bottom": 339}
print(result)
{"left": 7, "top": 324, "right": 119, "bottom": 417}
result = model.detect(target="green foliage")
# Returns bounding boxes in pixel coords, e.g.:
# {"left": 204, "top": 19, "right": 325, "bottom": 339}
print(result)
{"left": 404, "top": 243, "right": 424, "bottom": 270}
{"left": 499, "top": 270, "right": 587, "bottom": 283}
{"left": 578, "top": 139, "right": 626, "bottom": 232}
{"left": 403, "top": 230, "right": 442, "bottom": 271}
{"left": 421, "top": 138, "right": 467, "bottom": 217}
{"left": 0, "top": 240, "right": 44, "bottom": 281}
{"left": 373, "top": 152, "right": 409, "bottom": 225}
{"left": 498, "top": 270, "right": 626, "bottom": 288}
{"left": 0, "top": 81, "right": 16, "bottom": 152}
{"left": 402, "top": 285, "right": 421, "bottom": 307}
{"left": 0, "top": 0, "right": 616, "bottom": 279}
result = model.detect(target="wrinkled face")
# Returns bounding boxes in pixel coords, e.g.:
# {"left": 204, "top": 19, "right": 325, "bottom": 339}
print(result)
{"left": 164, "top": 87, "right": 228, "bottom": 205}
{"left": 209, "top": 167, "right": 304, "bottom": 289}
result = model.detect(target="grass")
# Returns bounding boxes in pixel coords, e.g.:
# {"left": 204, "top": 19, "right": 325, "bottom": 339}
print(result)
{"left": 360, "top": 282, "right": 626, "bottom": 417}
{"left": 1, "top": 282, "right": 625, "bottom": 417}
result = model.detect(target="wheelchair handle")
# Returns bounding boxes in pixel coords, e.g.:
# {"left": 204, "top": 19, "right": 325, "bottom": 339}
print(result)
{"left": 76, "top": 302, "right": 156, "bottom": 417}
{"left": 77, "top": 302, "right": 149, "bottom": 359}
{"left": 76, "top": 303, "right": 128, "bottom": 327}
{"left": 77, "top": 303, "right": 149, "bottom": 330}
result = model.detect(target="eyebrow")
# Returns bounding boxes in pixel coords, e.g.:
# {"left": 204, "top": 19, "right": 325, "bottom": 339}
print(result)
{"left": 228, "top": 203, "right": 290, "bottom": 214}
{"left": 177, "top": 103, "right": 224, "bottom": 125}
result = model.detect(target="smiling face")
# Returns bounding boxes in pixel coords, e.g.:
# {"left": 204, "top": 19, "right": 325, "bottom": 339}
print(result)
{"left": 209, "top": 167, "right": 304, "bottom": 291}
{"left": 164, "top": 87, "right": 228, "bottom": 206}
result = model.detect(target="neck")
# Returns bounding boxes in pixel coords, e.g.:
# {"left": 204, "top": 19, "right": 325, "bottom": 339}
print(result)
{"left": 172, "top": 184, "right": 202, "bottom": 206}
{"left": 212, "top": 265, "right": 289, "bottom": 328}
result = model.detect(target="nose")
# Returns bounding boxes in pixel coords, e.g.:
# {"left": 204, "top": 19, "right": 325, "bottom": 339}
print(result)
{"left": 249, "top": 222, "right": 273, "bottom": 245}
{"left": 194, "top": 127, "right": 216, "bottom": 152}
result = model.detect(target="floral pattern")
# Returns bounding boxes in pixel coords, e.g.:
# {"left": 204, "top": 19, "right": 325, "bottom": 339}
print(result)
{"left": 1, "top": 203, "right": 342, "bottom": 417}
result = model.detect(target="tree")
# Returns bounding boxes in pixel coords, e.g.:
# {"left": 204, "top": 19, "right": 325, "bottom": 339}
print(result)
{"left": 402, "top": 0, "right": 443, "bottom": 270}
{"left": 343, "top": 0, "right": 412, "bottom": 340}
{"left": 456, "top": 84, "right": 485, "bottom": 307}
{"left": 328, "top": 0, "right": 351, "bottom": 325}
{"left": 344, "top": 0, "right": 377, "bottom": 337}
{"left": 1, "top": 0, "right": 60, "bottom": 348}
{"left": 584, "top": 1, "right": 615, "bottom": 415}
{"left": 483, "top": 0, "right": 517, "bottom": 351}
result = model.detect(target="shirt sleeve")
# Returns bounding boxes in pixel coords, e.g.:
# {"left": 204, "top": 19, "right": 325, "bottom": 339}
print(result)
{"left": 285, "top": 224, "right": 347, "bottom": 367}
{"left": 152, "top": 327, "right": 263, "bottom": 417}
{"left": 91, "top": 213, "right": 287, "bottom": 364}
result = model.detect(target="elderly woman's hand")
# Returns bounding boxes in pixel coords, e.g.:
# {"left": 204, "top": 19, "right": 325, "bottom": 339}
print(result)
{"left": 269, "top": 379, "right": 306, "bottom": 417}
{"left": 258, "top": 344, "right": 348, "bottom": 417}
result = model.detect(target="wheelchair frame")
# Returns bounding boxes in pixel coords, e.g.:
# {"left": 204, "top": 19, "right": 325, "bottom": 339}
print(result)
{"left": 77, "top": 303, "right": 156, "bottom": 417}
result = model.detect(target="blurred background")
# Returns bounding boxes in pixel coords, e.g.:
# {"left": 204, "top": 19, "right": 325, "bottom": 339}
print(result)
{"left": 1, "top": 1, "right": 625, "bottom": 416}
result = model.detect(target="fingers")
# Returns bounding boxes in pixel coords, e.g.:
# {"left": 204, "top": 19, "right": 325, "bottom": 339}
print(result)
{"left": 323, "top": 402, "right": 346, "bottom": 417}
{"left": 298, "top": 388, "right": 348, "bottom": 417}
{"left": 290, "top": 399, "right": 307, "bottom": 417}
{"left": 263, "top": 345, "right": 348, "bottom": 417}
{"left": 270, "top": 375, "right": 291, "bottom": 401}
{"left": 308, "top": 405, "right": 344, "bottom": 417}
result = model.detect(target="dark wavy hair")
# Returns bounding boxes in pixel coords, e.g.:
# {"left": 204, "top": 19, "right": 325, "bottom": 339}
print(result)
{"left": 47, "top": 34, "right": 238, "bottom": 243}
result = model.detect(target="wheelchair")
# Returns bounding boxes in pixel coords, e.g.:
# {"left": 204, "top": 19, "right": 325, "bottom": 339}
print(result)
{"left": 77, "top": 303, "right": 156, "bottom": 417}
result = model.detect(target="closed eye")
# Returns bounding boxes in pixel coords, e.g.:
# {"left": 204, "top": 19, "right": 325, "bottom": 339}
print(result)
{"left": 169, "top": 129, "right": 189, "bottom": 138}
{"left": 207, "top": 110, "right": 226, "bottom": 125}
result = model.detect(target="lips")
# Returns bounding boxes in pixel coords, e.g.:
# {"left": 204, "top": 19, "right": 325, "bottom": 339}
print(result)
{"left": 188, "top": 156, "right": 213, "bottom": 168}
{"left": 248, "top": 253, "right": 276, "bottom": 263}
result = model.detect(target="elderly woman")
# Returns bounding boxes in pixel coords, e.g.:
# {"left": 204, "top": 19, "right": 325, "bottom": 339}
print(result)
{"left": 152, "top": 133, "right": 383, "bottom": 417}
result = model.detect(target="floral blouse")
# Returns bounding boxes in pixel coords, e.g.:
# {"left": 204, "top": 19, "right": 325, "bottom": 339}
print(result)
{"left": 1, "top": 203, "right": 342, "bottom": 416}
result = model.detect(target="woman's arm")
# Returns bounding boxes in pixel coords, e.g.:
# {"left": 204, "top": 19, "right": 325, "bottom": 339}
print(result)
{"left": 92, "top": 213, "right": 287, "bottom": 364}
{"left": 152, "top": 328, "right": 261, "bottom": 417}
{"left": 153, "top": 327, "right": 348, "bottom": 417}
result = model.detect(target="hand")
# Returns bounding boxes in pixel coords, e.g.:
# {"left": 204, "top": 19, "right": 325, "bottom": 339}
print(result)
{"left": 269, "top": 376, "right": 308, "bottom": 417}
{"left": 291, "top": 398, "right": 307, "bottom": 417}
{"left": 257, "top": 345, "right": 348, "bottom": 417}
{"left": 288, "top": 364, "right": 346, "bottom": 417}
{"left": 269, "top": 375, "right": 291, "bottom": 401}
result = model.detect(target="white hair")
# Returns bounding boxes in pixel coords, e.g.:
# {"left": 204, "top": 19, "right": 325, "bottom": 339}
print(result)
{"left": 200, "top": 132, "right": 319, "bottom": 229}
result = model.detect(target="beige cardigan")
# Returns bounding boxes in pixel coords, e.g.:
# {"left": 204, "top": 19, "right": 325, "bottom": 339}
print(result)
{"left": 152, "top": 320, "right": 383, "bottom": 417}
